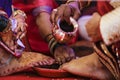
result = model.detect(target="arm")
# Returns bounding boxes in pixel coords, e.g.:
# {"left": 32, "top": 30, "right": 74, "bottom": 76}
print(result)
{"left": 36, "top": 12, "right": 53, "bottom": 42}
{"left": 34, "top": 0, "right": 76, "bottom": 64}
{"left": 36, "top": 11, "right": 75, "bottom": 64}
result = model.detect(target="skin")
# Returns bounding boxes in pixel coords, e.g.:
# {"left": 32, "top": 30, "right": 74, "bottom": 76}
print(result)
{"left": 85, "top": 12, "right": 102, "bottom": 42}
{"left": 60, "top": 53, "right": 115, "bottom": 80}
{"left": 0, "top": 18, "right": 55, "bottom": 69}
{"left": 50, "top": 1, "right": 120, "bottom": 79}
{"left": 50, "top": 2, "right": 81, "bottom": 24}
{"left": 12, "top": 0, "right": 75, "bottom": 64}
{"left": 13, "top": 14, "right": 27, "bottom": 39}
{"left": 36, "top": 12, "right": 76, "bottom": 64}
{"left": 1, "top": 11, "right": 27, "bottom": 51}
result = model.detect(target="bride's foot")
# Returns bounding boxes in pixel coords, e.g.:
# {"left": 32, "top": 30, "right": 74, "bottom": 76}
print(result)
{"left": 0, "top": 52, "right": 54, "bottom": 76}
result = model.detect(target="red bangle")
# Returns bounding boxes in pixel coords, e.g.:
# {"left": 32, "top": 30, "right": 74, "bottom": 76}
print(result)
{"left": 52, "top": 17, "right": 78, "bottom": 43}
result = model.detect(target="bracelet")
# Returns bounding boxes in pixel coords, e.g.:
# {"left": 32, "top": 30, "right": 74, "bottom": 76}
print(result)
{"left": 13, "top": 10, "right": 27, "bottom": 18}
{"left": 44, "top": 33, "right": 53, "bottom": 42}
{"left": 48, "top": 37, "right": 64, "bottom": 55}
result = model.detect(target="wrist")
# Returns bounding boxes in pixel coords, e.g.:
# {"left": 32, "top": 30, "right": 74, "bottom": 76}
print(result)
{"left": 48, "top": 37, "right": 65, "bottom": 55}
{"left": 44, "top": 33, "right": 53, "bottom": 43}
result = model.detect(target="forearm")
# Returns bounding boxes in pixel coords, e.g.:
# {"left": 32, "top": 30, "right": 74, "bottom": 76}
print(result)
{"left": 36, "top": 12, "right": 53, "bottom": 42}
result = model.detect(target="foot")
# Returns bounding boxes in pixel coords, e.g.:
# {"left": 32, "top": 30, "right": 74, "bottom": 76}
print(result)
{"left": 0, "top": 51, "right": 55, "bottom": 76}
{"left": 60, "top": 53, "right": 115, "bottom": 80}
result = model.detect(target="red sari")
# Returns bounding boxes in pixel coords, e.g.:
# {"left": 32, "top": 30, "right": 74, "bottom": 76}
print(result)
{"left": 13, "top": 0, "right": 58, "bottom": 55}
{"left": 97, "top": 1, "right": 114, "bottom": 15}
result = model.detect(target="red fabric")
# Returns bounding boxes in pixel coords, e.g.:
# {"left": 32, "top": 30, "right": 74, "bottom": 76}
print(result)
{"left": 97, "top": 1, "right": 114, "bottom": 15}
{"left": 13, "top": 0, "right": 78, "bottom": 54}
{"left": 13, "top": 0, "right": 58, "bottom": 54}
{"left": 97, "top": 1, "right": 120, "bottom": 57}
{"left": 0, "top": 69, "right": 82, "bottom": 80}
{"left": 0, "top": 72, "right": 80, "bottom": 80}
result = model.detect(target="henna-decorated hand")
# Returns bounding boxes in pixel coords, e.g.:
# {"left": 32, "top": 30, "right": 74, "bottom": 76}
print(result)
{"left": 11, "top": 10, "right": 27, "bottom": 39}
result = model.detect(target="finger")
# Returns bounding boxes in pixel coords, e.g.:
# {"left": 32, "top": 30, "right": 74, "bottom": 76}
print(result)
{"left": 19, "top": 28, "right": 27, "bottom": 39}
{"left": 47, "top": 58, "right": 55, "bottom": 65}
{"left": 56, "top": 57, "right": 62, "bottom": 65}
{"left": 16, "top": 32, "right": 22, "bottom": 39}
{"left": 55, "top": 6, "right": 65, "bottom": 24}
{"left": 63, "top": 5, "right": 71, "bottom": 24}
{"left": 38, "top": 61, "right": 44, "bottom": 65}
{"left": 43, "top": 59, "right": 50, "bottom": 65}
{"left": 64, "top": 53, "right": 71, "bottom": 62}
{"left": 63, "top": 49, "right": 75, "bottom": 62}
{"left": 24, "top": 23, "right": 28, "bottom": 27}
{"left": 50, "top": 9, "right": 58, "bottom": 23}
{"left": 20, "top": 32, "right": 26, "bottom": 39}
{"left": 14, "top": 22, "right": 25, "bottom": 33}
{"left": 61, "top": 56, "right": 66, "bottom": 64}
{"left": 54, "top": 10, "right": 62, "bottom": 24}
{"left": 20, "top": 25, "right": 25, "bottom": 32}
{"left": 73, "top": 9, "right": 81, "bottom": 20}
{"left": 14, "top": 24, "right": 21, "bottom": 33}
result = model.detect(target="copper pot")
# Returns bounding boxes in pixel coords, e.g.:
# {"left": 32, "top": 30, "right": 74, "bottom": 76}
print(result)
{"left": 52, "top": 17, "right": 78, "bottom": 43}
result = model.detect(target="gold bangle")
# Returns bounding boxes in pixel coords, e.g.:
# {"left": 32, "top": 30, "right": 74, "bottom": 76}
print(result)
{"left": 13, "top": 10, "right": 27, "bottom": 18}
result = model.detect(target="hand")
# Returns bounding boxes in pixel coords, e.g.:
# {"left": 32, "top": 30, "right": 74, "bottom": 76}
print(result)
{"left": 54, "top": 45, "right": 76, "bottom": 64}
{"left": 85, "top": 12, "right": 102, "bottom": 42}
{"left": 13, "top": 15, "right": 27, "bottom": 39}
{"left": 12, "top": 12, "right": 27, "bottom": 39}
{"left": 50, "top": 2, "right": 80, "bottom": 24}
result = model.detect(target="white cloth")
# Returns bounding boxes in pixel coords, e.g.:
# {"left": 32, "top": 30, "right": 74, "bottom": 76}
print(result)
{"left": 100, "top": 7, "right": 120, "bottom": 45}
{"left": 78, "top": 15, "right": 92, "bottom": 41}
